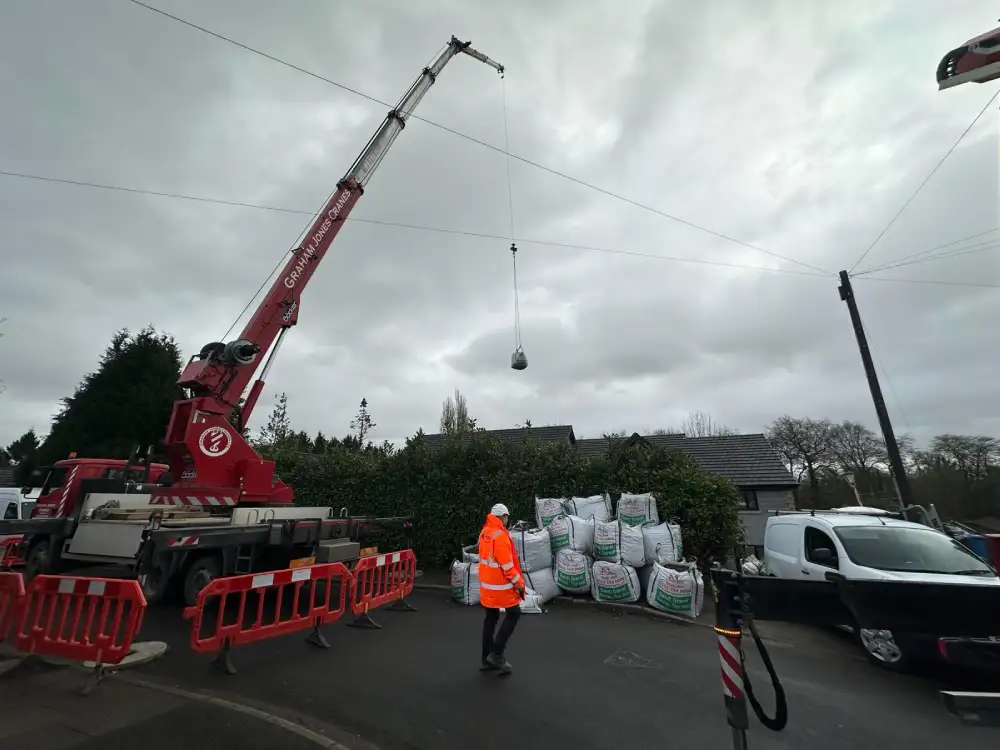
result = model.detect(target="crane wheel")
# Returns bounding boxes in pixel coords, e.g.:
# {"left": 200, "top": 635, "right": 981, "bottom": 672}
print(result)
{"left": 183, "top": 555, "right": 222, "bottom": 608}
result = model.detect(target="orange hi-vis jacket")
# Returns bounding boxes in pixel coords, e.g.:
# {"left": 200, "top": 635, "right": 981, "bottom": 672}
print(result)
{"left": 478, "top": 514, "right": 525, "bottom": 609}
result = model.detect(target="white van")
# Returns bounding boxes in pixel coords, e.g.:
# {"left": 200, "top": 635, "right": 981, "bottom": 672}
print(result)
{"left": 764, "top": 510, "right": 999, "bottom": 671}
{"left": 0, "top": 488, "right": 35, "bottom": 549}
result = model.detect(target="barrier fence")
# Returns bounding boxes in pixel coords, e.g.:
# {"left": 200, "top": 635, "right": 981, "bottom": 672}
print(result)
{"left": 347, "top": 549, "right": 418, "bottom": 629}
{"left": 9, "top": 574, "right": 147, "bottom": 693}
{"left": 1, "top": 536, "right": 24, "bottom": 569}
{"left": 182, "top": 561, "right": 353, "bottom": 674}
{"left": 0, "top": 570, "right": 25, "bottom": 642}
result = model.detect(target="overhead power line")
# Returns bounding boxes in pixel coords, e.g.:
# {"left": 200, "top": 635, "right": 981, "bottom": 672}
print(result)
{"left": 848, "top": 89, "right": 1000, "bottom": 274}
{"left": 857, "top": 238, "right": 999, "bottom": 275}
{"left": 0, "top": 168, "right": 829, "bottom": 278}
{"left": 853, "top": 275, "right": 1000, "bottom": 290}
{"left": 855, "top": 227, "right": 999, "bottom": 274}
{"left": 123, "top": 0, "right": 832, "bottom": 277}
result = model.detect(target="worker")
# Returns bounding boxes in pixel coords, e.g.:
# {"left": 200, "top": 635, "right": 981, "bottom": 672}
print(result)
{"left": 478, "top": 503, "right": 525, "bottom": 675}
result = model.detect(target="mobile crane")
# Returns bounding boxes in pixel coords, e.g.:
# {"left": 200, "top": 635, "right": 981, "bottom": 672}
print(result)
{"left": 0, "top": 36, "right": 505, "bottom": 606}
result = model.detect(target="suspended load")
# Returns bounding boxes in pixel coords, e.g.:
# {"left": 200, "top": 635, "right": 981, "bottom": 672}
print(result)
{"left": 937, "top": 24, "right": 1000, "bottom": 90}
{"left": 508, "top": 244, "right": 528, "bottom": 370}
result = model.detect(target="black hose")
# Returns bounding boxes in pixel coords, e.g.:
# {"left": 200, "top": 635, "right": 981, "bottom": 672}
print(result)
{"left": 741, "top": 616, "right": 788, "bottom": 732}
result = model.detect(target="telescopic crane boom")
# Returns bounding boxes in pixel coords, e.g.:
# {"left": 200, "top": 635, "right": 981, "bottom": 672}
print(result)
{"left": 151, "top": 37, "right": 504, "bottom": 509}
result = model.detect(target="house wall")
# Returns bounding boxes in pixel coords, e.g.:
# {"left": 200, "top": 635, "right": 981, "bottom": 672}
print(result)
{"left": 739, "top": 488, "right": 795, "bottom": 547}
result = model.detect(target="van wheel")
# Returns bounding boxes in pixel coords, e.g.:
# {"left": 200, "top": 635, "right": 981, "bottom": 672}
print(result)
{"left": 183, "top": 555, "right": 222, "bottom": 608}
{"left": 856, "top": 627, "right": 911, "bottom": 672}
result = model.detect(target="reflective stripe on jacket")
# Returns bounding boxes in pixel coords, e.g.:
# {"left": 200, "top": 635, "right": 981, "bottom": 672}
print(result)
{"left": 478, "top": 514, "right": 524, "bottom": 609}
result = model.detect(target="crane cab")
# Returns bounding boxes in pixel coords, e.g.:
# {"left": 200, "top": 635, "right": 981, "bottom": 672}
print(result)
{"left": 937, "top": 25, "right": 1000, "bottom": 90}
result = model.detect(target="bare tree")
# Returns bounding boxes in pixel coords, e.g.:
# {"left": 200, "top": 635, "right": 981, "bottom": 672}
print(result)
{"left": 680, "top": 411, "right": 738, "bottom": 437}
{"left": 829, "top": 421, "right": 888, "bottom": 473}
{"left": 440, "top": 389, "right": 475, "bottom": 434}
{"left": 350, "top": 398, "right": 376, "bottom": 444}
{"left": 765, "top": 416, "right": 835, "bottom": 506}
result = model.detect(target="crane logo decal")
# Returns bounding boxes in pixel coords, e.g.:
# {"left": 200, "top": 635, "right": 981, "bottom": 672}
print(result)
{"left": 198, "top": 426, "right": 232, "bottom": 458}
{"left": 283, "top": 188, "right": 353, "bottom": 290}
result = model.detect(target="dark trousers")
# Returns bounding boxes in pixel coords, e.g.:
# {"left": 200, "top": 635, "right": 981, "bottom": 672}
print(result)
{"left": 482, "top": 604, "right": 521, "bottom": 661}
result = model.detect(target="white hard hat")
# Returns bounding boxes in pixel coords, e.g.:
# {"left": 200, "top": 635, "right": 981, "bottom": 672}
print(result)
{"left": 491, "top": 503, "right": 510, "bottom": 518}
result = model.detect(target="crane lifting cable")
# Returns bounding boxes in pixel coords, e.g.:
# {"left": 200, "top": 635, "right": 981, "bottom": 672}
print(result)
{"left": 500, "top": 72, "right": 528, "bottom": 371}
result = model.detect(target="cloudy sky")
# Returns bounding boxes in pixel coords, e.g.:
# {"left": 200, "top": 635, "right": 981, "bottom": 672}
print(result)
{"left": 1, "top": 0, "right": 998, "bottom": 451}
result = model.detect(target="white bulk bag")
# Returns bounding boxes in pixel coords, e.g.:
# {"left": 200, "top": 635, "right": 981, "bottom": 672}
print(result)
{"left": 554, "top": 549, "right": 593, "bottom": 594}
{"left": 535, "top": 496, "right": 566, "bottom": 528}
{"left": 511, "top": 527, "right": 552, "bottom": 573}
{"left": 450, "top": 559, "right": 480, "bottom": 606}
{"left": 461, "top": 544, "right": 479, "bottom": 563}
{"left": 523, "top": 565, "right": 562, "bottom": 603}
{"left": 566, "top": 515, "right": 595, "bottom": 555}
{"left": 645, "top": 561, "right": 704, "bottom": 618}
{"left": 590, "top": 561, "right": 641, "bottom": 603}
{"left": 642, "top": 522, "right": 681, "bottom": 564}
{"left": 616, "top": 492, "right": 660, "bottom": 527}
{"left": 548, "top": 515, "right": 571, "bottom": 553}
{"left": 742, "top": 555, "right": 765, "bottom": 576}
{"left": 564, "top": 493, "right": 611, "bottom": 523}
{"left": 620, "top": 522, "right": 647, "bottom": 568}
{"left": 593, "top": 519, "right": 622, "bottom": 563}
{"left": 518, "top": 588, "right": 545, "bottom": 614}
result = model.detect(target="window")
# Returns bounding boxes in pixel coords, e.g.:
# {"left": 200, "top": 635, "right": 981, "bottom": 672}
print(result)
{"left": 102, "top": 468, "right": 147, "bottom": 482}
{"left": 740, "top": 489, "right": 759, "bottom": 511}
{"left": 19, "top": 502, "right": 35, "bottom": 519}
{"left": 804, "top": 526, "right": 839, "bottom": 569}
{"left": 2, "top": 502, "right": 16, "bottom": 520}
{"left": 41, "top": 467, "right": 68, "bottom": 495}
{"left": 834, "top": 527, "right": 994, "bottom": 576}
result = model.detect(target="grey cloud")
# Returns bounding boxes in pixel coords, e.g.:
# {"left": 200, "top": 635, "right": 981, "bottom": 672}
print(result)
{"left": 1, "top": 0, "right": 997, "bottom": 454}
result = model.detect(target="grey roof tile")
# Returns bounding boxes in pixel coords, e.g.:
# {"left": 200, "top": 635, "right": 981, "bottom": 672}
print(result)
{"left": 674, "top": 434, "right": 796, "bottom": 487}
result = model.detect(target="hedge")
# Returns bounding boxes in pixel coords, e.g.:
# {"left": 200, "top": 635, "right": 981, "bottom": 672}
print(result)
{"left": 264, "top": 432, "right": 745, "bottom": 569}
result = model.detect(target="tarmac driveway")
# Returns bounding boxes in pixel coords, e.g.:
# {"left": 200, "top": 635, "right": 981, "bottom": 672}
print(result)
{"left": 134, "top": 590, "right": 994, "bottom": 749}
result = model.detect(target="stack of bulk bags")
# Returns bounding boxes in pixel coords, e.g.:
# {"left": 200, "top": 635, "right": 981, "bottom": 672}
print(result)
{"left": 450, "top": 559, "right": 480, "bottom": 606}
{"left": 591, "top": 561, "right": 642, "bottom": 603}
{"left": 512, "top": 526, "right": 561, "bottom": 603}
{"left": 554, "top": 548, "right": 592, "bottom": 594}
{"left": 616, "top": 492, "right": 659, "bottom": 527}
{"left": 534, "top": 496, "right": 566, "bottom": 529}
{"left": 564, "top": 493, "right": 612, "bottom": 523}
{"left": 593, "top": 518, "right": 646, "bottom": 567}
{"left": 641, "top": 521, "right": 683, "bottom": 564}
{"left": 461, "top": 544, "right": 479, "bottom": 563}
{"left": 641, "top": 561, "right": 704, "bottom": 619}
{"left": 547, "top": 515, "right": 594, "bottom": 556}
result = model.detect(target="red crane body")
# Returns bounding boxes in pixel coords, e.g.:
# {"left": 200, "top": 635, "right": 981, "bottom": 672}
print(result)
{"left": 150, "top": 37, "right": 504, "bottom": 509}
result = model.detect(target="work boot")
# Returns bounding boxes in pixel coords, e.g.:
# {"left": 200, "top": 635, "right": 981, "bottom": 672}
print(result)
{"left": 486, "top": 652, "right": 513, "bottom": 675}
{"left": 479, "top": 658, "right": 497, "bottom": 672}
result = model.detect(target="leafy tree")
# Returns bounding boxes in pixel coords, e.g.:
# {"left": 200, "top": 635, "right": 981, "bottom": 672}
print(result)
{"left": 257, "top": 392, "right": 292, "bottom": 448}
{"left": 6, "top": 429, "right": 41, "bottom": 485}
{"left": 350, "top": 398, "right": 376, "bottom": 444}
{"left": 38, "top": 327, "right": 182, "bottom": 464}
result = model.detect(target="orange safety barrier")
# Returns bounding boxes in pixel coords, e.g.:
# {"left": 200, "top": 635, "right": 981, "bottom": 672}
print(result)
{"left": 0, "top": 570, "right": 25, "bottom": 642}
{"left": 11, "top": 575, "right": 147, "bottom": 693}
{"left": 347, "top": 549, "right": 418, "bottom": 629}
{"left": 0, "top": 536, "right": 24, "bottom": 569}
{"left": 183, "top": 561, "right": 353, "bottom": 675}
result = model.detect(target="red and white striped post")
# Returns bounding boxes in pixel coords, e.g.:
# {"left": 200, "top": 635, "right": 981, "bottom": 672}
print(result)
{"left": 712, "top": 569, "right": 750, "bottom": 750}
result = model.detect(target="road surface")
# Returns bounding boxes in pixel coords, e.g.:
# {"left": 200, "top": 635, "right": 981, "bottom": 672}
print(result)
{"left": 129, "top": 589, "right": 995, "bottom": 749}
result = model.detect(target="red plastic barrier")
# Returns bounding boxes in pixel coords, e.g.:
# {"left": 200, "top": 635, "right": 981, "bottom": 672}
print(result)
{"left": 0, "top": 570, "right": 25, "bottom": 642}
{"left": 348, "top": 549, "right": 418, "bottom": 629}
{"left": 12, "top": 576, "right": 146, "bottom": 667}
{"left": 0, "top": 536, "right": 24, "bottom": 569}
{"left": 182, "top": 562, "right": 353, "bottom": 674}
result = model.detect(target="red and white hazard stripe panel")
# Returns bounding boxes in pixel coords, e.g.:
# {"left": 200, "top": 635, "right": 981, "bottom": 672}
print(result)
{"left": 168, "top": 536, "right": 200, "bottom": 548}
{"left": 718, "top": 631, "right": 744, "bottom": 700}
{"left": 149, "top": 495, "right": 237, "bottom": 506}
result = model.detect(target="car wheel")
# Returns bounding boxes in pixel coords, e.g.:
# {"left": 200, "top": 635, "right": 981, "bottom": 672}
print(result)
{"left": 857, "top": 627, "right": 912, "bottom": 672}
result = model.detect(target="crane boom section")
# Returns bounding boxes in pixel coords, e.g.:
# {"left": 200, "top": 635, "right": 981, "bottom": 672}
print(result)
{"left": 178, "top": 38, "right": 502, "bottom": 421}
{"left": 159, "top": 37, "right": 503, "bottom": 507}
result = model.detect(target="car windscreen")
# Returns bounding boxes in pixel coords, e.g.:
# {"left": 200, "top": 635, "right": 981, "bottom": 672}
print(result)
{"left": 833, "top": 526, "right": 995, "bottom": 575}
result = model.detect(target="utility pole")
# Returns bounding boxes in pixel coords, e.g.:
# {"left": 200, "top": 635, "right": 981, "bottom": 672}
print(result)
{"left": 837, "top": 271, "right": 913, "bottom": 510}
